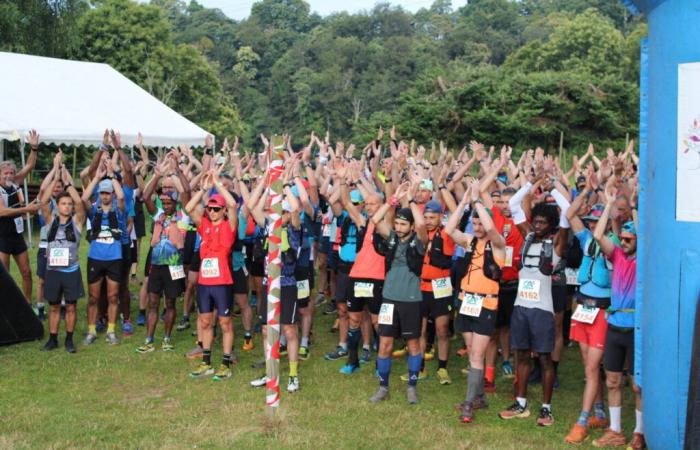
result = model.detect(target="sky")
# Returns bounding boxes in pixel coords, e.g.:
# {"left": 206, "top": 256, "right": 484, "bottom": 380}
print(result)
{"left": 195, "top": 0, "right": 469, "bottom": 21}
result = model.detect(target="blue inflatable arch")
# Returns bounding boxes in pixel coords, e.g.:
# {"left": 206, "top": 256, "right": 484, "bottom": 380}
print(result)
{"left": 624, "top": 1, "right": 699, "bottom": 448}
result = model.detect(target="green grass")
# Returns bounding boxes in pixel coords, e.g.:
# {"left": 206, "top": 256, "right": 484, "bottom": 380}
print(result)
{"left": 0, "top": 236, "right": 637, "bottom": 449}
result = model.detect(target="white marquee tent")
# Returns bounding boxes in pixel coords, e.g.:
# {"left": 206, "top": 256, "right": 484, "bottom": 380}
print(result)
{"left": 0, "top": 51, "right": 210, "bottom": 245}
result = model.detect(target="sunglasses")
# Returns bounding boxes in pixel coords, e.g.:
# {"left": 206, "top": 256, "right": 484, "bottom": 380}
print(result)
{"left": 621, "top": 237, "right": 636, "bottom": 243}
{"left": 207, "top": 206, "right": 223, "bottom": 212}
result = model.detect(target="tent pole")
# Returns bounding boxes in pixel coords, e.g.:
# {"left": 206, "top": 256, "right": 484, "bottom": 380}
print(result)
{"left": 19, "top": 136, "right": 32, "bottom": 248}
{"left": 0, "top": 139, "right": 4, "bottom": 161}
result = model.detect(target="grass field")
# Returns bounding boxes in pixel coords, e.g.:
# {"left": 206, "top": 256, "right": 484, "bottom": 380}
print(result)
{"left": 0, "top": 236, "right": 637, "bottom": 449}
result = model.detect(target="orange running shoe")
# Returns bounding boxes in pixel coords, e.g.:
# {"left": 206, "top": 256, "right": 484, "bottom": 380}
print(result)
{"left": 627, "top": 432, "right": 647, "bottom": 449}
{"left": 564, "top": 423, "right": 588, "bottom": 444}
{"left": 593, "top": 429, "right": 626, "bottom": 447}
{"left": 588, "top": 415, "right": 610, "bottom": 430}
{"left": 242, "top": 338, "right": 255, "bottom": 351}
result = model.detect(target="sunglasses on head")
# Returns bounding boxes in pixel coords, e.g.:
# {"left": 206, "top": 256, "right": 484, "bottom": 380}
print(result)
{"left": 207, "top": 206, "right": 223, "bottom": 212}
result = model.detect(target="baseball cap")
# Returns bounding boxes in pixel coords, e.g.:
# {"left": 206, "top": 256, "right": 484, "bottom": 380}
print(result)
{"left": 576, "top": 175, "right": 587, "bottom": 185}
{"left": 395, "top": 207, "right": 414, "bottom": 224}
{"left": 207, "top": 194, "right": 225, "bottom": 207}
{"left": 620, "top": 221, "right": 637, "bottom": 239}
{"left": 582, "top": 204, "right": 605, "bottom": 222}
{"left": 98, "top": 179, "right": 114, "bottom": 194}
{"left": 350, "top": 189, "right": 364, "bottom": 204}
{"left": 424, "top": 200, "right": 443, "bottom": 214}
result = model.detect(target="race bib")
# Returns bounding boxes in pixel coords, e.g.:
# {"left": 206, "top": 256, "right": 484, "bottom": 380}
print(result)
{"left": 322, "top": 226, "right": 331, "bottom": 237}
{"left": 572, "top": 304, "right": 599, "bottom": 324}
{"left": 504, "top": 246, "right": 514, "bottom": 267}
{"left": 48, "top": 247, "right": 70, "bottom": 267}
{"left": 378, "top": 303, "right": 394, "bottom": 325}
{"left": 96, "top": 230, "right": 114, "bottom": 245}
{"left": 169, "top": 265, "right": 185, "bottom": 280}
{"left": 431, "top": 277, "right": 453, "bottom": 299}
{"left": 518, "top": 279, "right": 541, "bottom": 302}
{"left": 565, "top": 268, "right": 580, "bottom": 286}
{"left": 459, "top": 292, "right": 484, "bottom": 317}
{"left": 297, "top": 279, "right": 310, "bottom": 299}
{"left": 354, "top": 282, "right": 374, "bottom": 298}
{"left": 14, "top": 216, "right": 24, "bottom": 234}
{"left": 201, "top": 258, "right": 221, "bottom": 278}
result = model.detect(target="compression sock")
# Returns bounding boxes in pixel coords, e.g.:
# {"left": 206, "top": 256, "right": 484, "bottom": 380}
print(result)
{"left": 223, "top": 353, "right": 233, "bottom": 368}
{"left": 377, "top": 357, "right": 391, "bottom": 387}
{"left": 466, "top": 368, "right": 483, "bottom": 403}
{"left": 407, "top": 354, "right": 422, "bottom": 387}
{"left": 203, "top": 349, "right": 212, "bottom": 366}
{"left": 347, "top": 327, "right": 361, "bottom": 366}
{"left": 577, "top": 410, "right": 590, "bottom": 427}
{"left": 289, "top": 361, "right": 298, "bottom": 377}
{"left": 485, "top": 365, "right": 496, "bottom": 384}
{"left": 65, "top": 331, "right": 73, "bottom": 342}
{"left": 49, "top": 333, "right": 58, "bottom": 343}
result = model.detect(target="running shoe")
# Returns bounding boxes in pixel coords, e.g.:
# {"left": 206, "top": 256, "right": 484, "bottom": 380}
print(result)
{"left": 499, "top": 401, "right": 530, "bottom": 419}
{"left": 588, "top": 415, "right": 610, "bottom": 429}
{"left": 592, "top": 429, "right": 626, "bottom": 447}
{"left": 339, "top": 363, "right": 360, "bottom": 375}
{"left": 41, "top": 339, "right": 58, "bottom": 351}
{"left": 406, "top": 386, "right": 418, "bottom": 404}
{"left": 502, "top": 360, "right": 514, "bottom": 377}
{"left": 95, "top": 318, "right": 106, "bottom": 333}
{"left": 299, "top": 345, "right": 310, "bottom": 360}
{"left": 627, "top": 432, "right": 646, "bottom": 449}
{"left": 249, "top": 293, "right": 257, "bottom": 307}
{"left": 37, "top": 307, "right": 46, "bottom": 321}
{"left": 424, "top": 348, "right": 434, "bottom": 361}
{"left": 359, "top": 348, "right": 371, "bottom": 364}
{"left": 176, "top": 317, "right": 190, "bottom": 331}
{"left": 185, "top": 346, "right": 203, "bottom": 359}
{"left": 324, "top": 302, "right": 337, "bottom": 315}
{"left": 212, "top": 365, "right": 232, "bottom": 381}
{"left": 537, "top": 407, "right": 554, "bottom": 426}
{"left": 189, "top": 363, "right": 214, "bottom": 378}
{"left": 564, "top": 423, "right": 588, "bottom": 444}
{"left": 369, "top": 386, "right": 390, "bottom": 403}
{"left": 83, "top": 333, "right": 97, "bottom": 346}
{"left": 472, "top": 394, "right": 489, "bottom": 410}
{"left": 105, "top": 332, "right": 120, "bottom": 345}
{"left": 400, "top": 370, "right": 427, "bottom": 382}
{"left": 161, "top": 338, "right": 174, "bottom": 352}
{"left": 250, "top": 375, "right": 268, "bottom": 387}
{"left": 314, "top": 293, "right": 326, "bottom": 307}
{"left": 65, "top": 338, "right": 76, "bottom": 354}
{"left": 460, "top": 401, "right": 474, "bottom": 423}
{"left": 392, "top": 347, "right": 408, "bottom": 358}
{"left": 484, "top": 380, "right": 496, "bottom": 393}
{"left": 242, "top": 337, "right": 255, "bottom": 352}
{"left": 437, "top": 368, "right": 452, "bottom": 385}
{"left": 122, "top": 320, "right": 134, "bottom": 336}
{"left": 136, "top": 311, "right": 146, "bottom": 326}
{"left": 136, "top": 341, "right": 155, "bottom": 353}
{"left": 287, "top": 376, "right": 300, "bottom": 393}
{"left": 324, "top": 346, "right": 348, "bottom": 360}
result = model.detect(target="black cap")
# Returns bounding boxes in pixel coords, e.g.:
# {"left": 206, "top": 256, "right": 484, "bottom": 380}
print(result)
{"left": 395, "top": 207, "right": 414, "bottom": 224}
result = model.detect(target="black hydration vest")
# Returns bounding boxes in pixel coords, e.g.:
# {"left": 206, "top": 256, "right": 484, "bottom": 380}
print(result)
{"left": 373, "top": 231, "right": 423, "bottom": 277}
{"left": 339, "top": 218, "right": 367, "bottom": 255}
{"left": 48, "top": 219, "right": 77, "bottom": 243}
{"left": 518, "top": 233, "right": 554, "bottom": 276}
{"left": 454, "top": 238, "right": 502, "bottom": 285}
{"left": 427, "top": 228, "right": 453, "bottom": 269}
{"left": 88, "top": 208, "right": 122, "bottom": 242}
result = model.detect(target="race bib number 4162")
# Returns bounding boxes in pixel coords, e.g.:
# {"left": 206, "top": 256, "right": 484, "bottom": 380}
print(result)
{"left": 518, "top": 279, "right": 541, "bottom": 302}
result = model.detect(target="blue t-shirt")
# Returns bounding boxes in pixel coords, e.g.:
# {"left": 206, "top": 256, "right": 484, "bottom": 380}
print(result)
{"left": 575, "top": 228, "right": 612, "bottom": 299}
{"left": 150, "top": 209, "right": 183, "bottom": 266}
{"left": 87, "top": 205, "right": 126, "bottom": 261}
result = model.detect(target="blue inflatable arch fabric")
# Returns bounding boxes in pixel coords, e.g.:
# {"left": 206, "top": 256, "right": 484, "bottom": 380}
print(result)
{"left": 623, "top": 1, "right": 700, "bottom": 448}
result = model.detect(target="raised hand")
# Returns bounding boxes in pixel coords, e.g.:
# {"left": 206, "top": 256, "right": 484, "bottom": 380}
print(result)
{"left": 377, "top": 127, "right": 384, "bottom": 141}
{"left": 110, "top": 129, "right": 122, "bottom": 149}
{"left": 205, "top": 134, "right": 214, "bottom": 149}
{"left": 102, "top": 129, "right": 110, "bottom": 147}
{"left": 389, "top": 125, "right": 396, "bottom": 141}
{"left": 27, "top": 129, "right": 40, "bottom": 149}
{"left": 136, "top": 132, "right": 144, "bottom": 148}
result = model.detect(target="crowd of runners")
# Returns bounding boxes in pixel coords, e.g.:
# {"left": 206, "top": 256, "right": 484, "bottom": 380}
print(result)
{"left": 0, "top": 128, "right": 644, "bottom": 448}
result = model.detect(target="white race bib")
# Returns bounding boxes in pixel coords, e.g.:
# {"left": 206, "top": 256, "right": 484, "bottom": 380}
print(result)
{"left": 169, "top": 265, "right": 185, "bottom": 280}
{"left": 297, "top": 279, "right": 310, "bottom": 299}
{"left": 518, "top": 279, "right": 541, "bottom": 302}
{"left": 571, "top": 304, "right": 599, "bottom": 324}
{"left": 505, "top": 246, "right": 514, "bottom": 267}
{"left": 378, "top": 303, "right": 394, "bottom": 325}
{"left": 459, "top": 292, "right": 484, "bottom": 317}
{"left": 565, "top": 268, "right": 580, "bottom": 286}
{"left": 201, "top": 258, "right": 221, "bottom": 278}
{"left": 354, "top": 282, "right": 374, "bottom": 298}
{"left": 14, "top": 216, "right": 24, "bottom": 234}
{"left": 431, "top": 277, "right": 453, "bottom": 299}
{"left": 48, "top": 247, "right": 70, "bottom": 267}
{"left": 322, "top": 225, "right": 331, "bottom": 237}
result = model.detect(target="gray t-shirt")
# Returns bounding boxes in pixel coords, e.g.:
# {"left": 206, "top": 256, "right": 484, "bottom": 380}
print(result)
{"left": 382, "top": 231, "right": 425, "bottom": 302}
{"left": 514, "top": 241, "right": 559, "bottom": 314}
{"left": 46, "top": 220, "right": 81, "bottom": 271}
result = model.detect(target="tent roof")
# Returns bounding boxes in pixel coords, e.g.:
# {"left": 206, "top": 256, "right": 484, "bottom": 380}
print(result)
{"left": 0, "top": 52, "right": 209, "bottom": 148}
